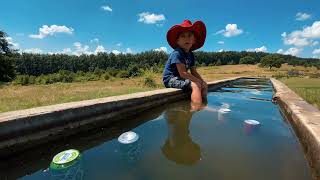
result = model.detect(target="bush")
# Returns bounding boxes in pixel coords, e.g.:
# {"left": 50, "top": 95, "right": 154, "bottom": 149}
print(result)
{"left": 272, "top": 72, "right": 287, "bottom": 79}
{"left": 144, "top": 77, "right": 157, "bottom": 87}
{"left": 0, "top": 55, "right": 15, "bottom": 82}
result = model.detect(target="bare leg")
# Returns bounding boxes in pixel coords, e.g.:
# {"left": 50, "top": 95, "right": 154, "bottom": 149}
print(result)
{"left": 201, "top": 84, "right": 208, "bottom": 101}
{"left": 191, "top": 82, "right": 202, "bottom": 104}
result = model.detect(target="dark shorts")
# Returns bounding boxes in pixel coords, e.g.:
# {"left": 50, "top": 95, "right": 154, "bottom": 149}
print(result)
{"left": 166, "top": 77, "right": 192, "bottom": 92}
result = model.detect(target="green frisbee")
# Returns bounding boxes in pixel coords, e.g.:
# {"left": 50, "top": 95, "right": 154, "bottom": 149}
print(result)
{"left": 52, "top": 149, "right": 80, "bottom": 165}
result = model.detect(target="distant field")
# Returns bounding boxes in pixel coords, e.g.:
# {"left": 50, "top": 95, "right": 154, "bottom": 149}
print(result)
{"left": 0, "top": 64, "right": 319, "bottom": 113}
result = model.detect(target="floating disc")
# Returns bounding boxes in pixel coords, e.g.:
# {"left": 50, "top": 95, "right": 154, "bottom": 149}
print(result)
{"left": 52, "top": 149, "right": 80, "bottom": 165}
{"left": 244, "top": 120, "right": 260, "bottom": 126}
{"left": 118, "top": 131, "right": 139, "bottom": 144}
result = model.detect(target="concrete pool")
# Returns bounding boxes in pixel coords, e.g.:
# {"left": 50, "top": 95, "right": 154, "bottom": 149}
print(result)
{"left": 0, "top": 78, "right": 312, "bottom": 180}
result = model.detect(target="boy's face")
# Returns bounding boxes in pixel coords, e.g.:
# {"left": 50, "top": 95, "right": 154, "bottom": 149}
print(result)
{"left": 176, "top": 31, "right": 195, "bottom": 52}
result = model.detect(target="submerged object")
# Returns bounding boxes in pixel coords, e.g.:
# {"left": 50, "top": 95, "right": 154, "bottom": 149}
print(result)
{"left": 243, "top": 120, "right": 261, "bottom": 135}
{"left": 118, "top": 131, "right": 139, "bottom": 144}
{"left": 218, "top": 108, "right": 231, "bottom": 113}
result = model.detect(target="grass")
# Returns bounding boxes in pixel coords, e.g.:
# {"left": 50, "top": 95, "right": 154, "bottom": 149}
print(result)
{"left": 0, "top": 64, "right": 319, "bottom": 113}
{"left": 280, "top": 77, "right": 320, "bottom": 109}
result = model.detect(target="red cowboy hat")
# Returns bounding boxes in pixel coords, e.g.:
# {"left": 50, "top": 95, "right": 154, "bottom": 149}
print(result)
{"left": 166, "top": 19, "right": 206, "bottom": 51}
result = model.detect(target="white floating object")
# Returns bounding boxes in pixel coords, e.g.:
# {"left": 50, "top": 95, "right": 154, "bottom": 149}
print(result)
{"left": 218, "top": 108, "right": 231, "bottom": 113}
{"left": 244, "top": 120, "right": 260, "bottom": 126}
{"left": 118, "top": 131, "right": 139, "bottom": 144}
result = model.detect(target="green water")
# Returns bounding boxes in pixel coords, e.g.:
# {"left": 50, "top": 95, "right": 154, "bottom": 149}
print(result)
{"left": 0, "top": 79, "right": 312, "bottom": 180}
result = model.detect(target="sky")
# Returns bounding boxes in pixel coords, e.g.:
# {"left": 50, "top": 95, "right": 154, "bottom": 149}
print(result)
{"left": 1, "top": 0, "right": 320, "bottom": 58}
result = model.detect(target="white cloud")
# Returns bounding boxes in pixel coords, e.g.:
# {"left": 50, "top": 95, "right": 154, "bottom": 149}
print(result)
{"left": 111, "top": 50, "right": 121, "bottom": 55}
{"left": 90, "top": 38, "right": 99, "bottom": 43}
{"left": 284, "top": 47, "right": 302, "bottom": 56}
{"left": 29, "top": 25, "right": 74, "bottom": 39}
{"left": 282, "top": 21, "right": 320, "bottom": 47}
{"left": 72, "top": 42, "right": 92, "bottom": 56}
{"left": 5, "top": 37, "right": 19, "bottom": 49}
{"left": 116, "top": 43, "right": 122, "bottom": 46}
{"left": 255, "top": 46, "right": 267, "bottom": 52}
{"left": 24, "top": 48, "right": 43, "bottom": 54}
{"left": 153, "top": 46, "right": 167, "bottom": 52}
{"left": 246, "top": 46, "right": 268, "bottom": 52}
{"left": 312, "top": 48, "right": 320, "bottom": 55}
{"left": 95, "top": 45, "right": 106, "bottom": 54}
{"left": 277, "top": 49, "right": 284, "bottom": 54}
{"left": 281, "top": 32, "right": 311, "bottom": 47}
{"left": 101, "top": 5, "right": 112, "bottom": 12}
{"left": 138, "top": 12, "right": 165, "bottom": 24}
{"left": 125, "top": 48, "right": 134, "bottom": 54}
{"left": 218, "top": 49, "right": 224, "bottom": 52}
{"left": 217, "top": 41, "right": 224, "bottom": 44}
{"left": 216, "top": 24, "right": 243, "bottom": 37}
{"left": 296, "top": 12, "right": 311, "bottom": 21}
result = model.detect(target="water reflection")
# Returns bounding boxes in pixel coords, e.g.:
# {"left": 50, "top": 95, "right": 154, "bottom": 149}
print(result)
{"left": 161, "top": 103, "right": 201, "bottom": 166}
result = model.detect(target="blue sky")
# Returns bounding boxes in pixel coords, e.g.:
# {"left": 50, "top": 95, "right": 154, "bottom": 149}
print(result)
{"left": 1, "top": 0, "right": 320, "bottom": 58}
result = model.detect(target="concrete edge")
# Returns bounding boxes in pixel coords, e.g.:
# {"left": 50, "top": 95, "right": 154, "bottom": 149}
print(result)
{"left": 271, "top": 78, "right": 320, "bottom": 180}
{"left": 0, "top": 76, "right": 243, "bottom": 156}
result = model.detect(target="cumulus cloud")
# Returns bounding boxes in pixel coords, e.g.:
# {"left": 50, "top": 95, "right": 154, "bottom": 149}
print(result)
{"left": 138, "top": 12, "right": 165, "bottom": 24}
{"left": 216, "top": 24, "right": 243, "bottom": 37}
{"left": 277, "top": 49, "right": 284, "bottom": 54}
{"left": 101, "top": 5, "right": 112, "bottom": 12}
{"left": 296, "top": 12, "right": 311, "bottom": 21}
{"left": 5, "top": 37, "right": 19, "bottom": 49}
{"left": 111, "top": 50, "right": 121, "bottom": 55}
{"left": 153, "top": 46, "right": 167, "bottom": 52}
{"left": 126, "top": 48, "right": 134, "bottom": 54}
{"left": 277, "top": 47, "right": 302, "bottom": 56}
{"left": 246, "top": 46, "right": 268, "bottom": 52}
{"left": 24, "top": 48, "right": 43, "bottom": 54}
{"left": 217, "top": 41, "right": 224, "bottom": 44}
{"left": 218, "top": 49, "right": 224, "bottom": 52}
{"left": 282, "top": 21, "right": 320, "bottom": 47}
{"left": 29, "top": 25, "right": 74, "bottom": 39}
{"left": 313, "top": 48, "right": 320, "bottom": 55}
{"left": 72, "top": 42, "right": 92, "bottom": 56}
{"left": 94, "top": 45, "right": 106, "bottom": 54}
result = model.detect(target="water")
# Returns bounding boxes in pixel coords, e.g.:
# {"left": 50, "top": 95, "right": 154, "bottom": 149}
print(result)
{"left": 0, "top": 79, "right": 312, "bottom": 180}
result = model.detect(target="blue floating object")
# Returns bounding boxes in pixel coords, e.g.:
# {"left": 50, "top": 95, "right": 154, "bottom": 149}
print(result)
{"left": 118, "top": 131, "right": 139, "bottom": 144}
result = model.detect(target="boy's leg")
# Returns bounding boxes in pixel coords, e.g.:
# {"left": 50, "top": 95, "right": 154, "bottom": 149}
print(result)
{"left": 190, "top": 82, "right": 202, "bottom": 104}
{"left": 201, "top": 84, "right": 208, "bottom": 100}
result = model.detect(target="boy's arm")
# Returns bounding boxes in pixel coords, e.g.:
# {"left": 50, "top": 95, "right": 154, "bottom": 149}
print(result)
{"left": 176, "top": 63, "right": 202, "bottom": 87}
{"left": 190, "top": 67, "right": 204, "bottom": 82}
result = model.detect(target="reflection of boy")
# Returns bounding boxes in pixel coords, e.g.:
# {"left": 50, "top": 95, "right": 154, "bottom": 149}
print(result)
{"left": 161, "top": 104, "right": 201, "bottom": 165}
{"left": 163, "top": 20, "right": 208, "bottom": 105}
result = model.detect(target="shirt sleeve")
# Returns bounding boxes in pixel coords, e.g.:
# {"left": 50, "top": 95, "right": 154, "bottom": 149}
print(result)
{"left": 169, "top": 51, "right": 183, "bottom": 65}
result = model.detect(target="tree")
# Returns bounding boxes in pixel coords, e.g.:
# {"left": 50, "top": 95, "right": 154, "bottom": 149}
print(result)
{"left": 239, "top": 56, "right": 256, "bottom": 65}
{"left": 0, "top": 30, "right": 16, "bottom": 82}
{"left": 259, "top": 54, "right": 283, "bottom": 69}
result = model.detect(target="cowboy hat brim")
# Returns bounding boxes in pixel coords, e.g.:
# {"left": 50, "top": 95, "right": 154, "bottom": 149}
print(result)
{"left": 166, "top": 21, "right": 206, "bottom": 51}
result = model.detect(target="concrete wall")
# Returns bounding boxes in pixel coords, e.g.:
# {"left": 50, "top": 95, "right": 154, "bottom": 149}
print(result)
{"left": 271, "top": 78, "right": 320, "bottom": 180}
{"left": 0, "top": 77, "right": 240, "bottom": 157}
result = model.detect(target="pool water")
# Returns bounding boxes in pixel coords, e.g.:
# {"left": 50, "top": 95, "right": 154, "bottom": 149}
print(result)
{"left": 1, "top": 79, "right": 312, "bottom": 180}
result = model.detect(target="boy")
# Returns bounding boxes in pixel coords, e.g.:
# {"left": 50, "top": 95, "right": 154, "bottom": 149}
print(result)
{"left": 163, "top": 20, "right": 208, "bottom": 105}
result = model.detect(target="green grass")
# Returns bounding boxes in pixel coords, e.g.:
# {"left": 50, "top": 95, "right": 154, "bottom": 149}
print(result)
{"left": 1, "top": 64, "right": 319, "bottom": 113}
{"left": 280, "top": 77, "right": 320, "bottom": 109}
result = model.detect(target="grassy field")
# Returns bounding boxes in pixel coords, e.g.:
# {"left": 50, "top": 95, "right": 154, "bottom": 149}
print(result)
{"left": 280, "top": 78, "right": 320, "bottom": 109}
{"left": 0, "top": 64, "right": 319, "bottom": 113}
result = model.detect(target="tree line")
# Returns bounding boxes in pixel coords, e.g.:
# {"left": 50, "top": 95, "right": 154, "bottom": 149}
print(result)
{"left": 1, "top": 30, "right": 320, "bottom": 83}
